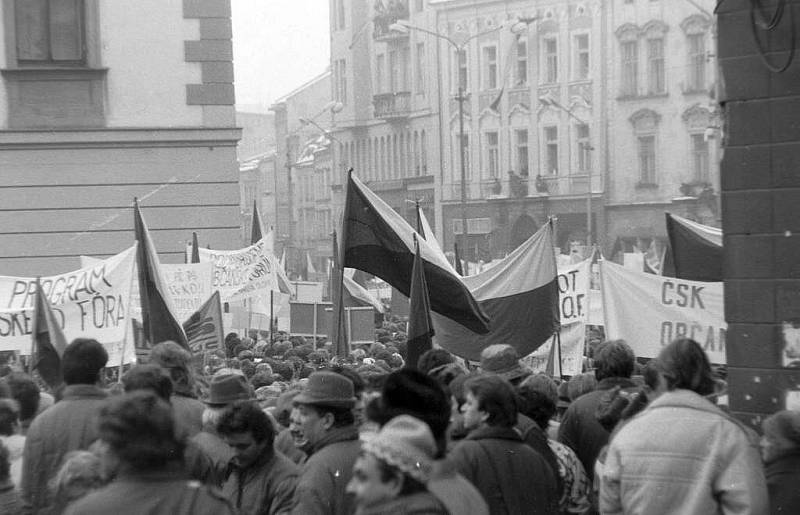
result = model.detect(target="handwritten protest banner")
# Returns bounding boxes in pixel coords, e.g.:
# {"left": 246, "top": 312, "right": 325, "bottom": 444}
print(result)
{"left": 557, "top": 259, "right": 591, "bottom": 325}
{"left": 198, "top": 238, "right": 280, "bottom": 303}
{"left": 600, "top": 260, "right": 726, "bottom": 363}
{"left": 161, "top": 263, "right": 213, "bottom": 323}
{"left": 522, "top": 321, "right": 585, "bottom": 376}
{"left": 0, "top": 246, "right": 137, "bottom": 364}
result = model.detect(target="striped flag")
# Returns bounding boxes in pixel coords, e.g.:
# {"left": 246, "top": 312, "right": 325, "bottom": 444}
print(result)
{"left": 665, "top": 212, "right": 722, "bottom": 281}
{"left": 406, "top": 235, "right": 434, "bottom": 369}
{"left": 31, "top": 278, "right": 68, "bottom": 389}
{"left": 183, "top": 290, "right": 223, "bottom": 353}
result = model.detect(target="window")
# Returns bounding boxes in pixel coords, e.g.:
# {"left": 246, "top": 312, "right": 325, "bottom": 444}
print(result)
{"left": 400, "top": 46, "right": 410, "bottom": 91}
{"left": 575, "top": 34, "right": 590, "bottom": 79}
{"left": 691, "top": 133, "right": 709, "bottom": 182}
{"left": 389, "top": 50, "right": 399, "bottom": 92}
{"left": 638, "top": 135, "right": 656, "bottom": 183}
{"left": 545, "top": 126, "right": 559, "bottom": 175}
{"left": 455, "top": 49, "right": 468, "bottom": 92}
{"left": 421, "top": 130, "right": 428, "bottom": 173}
{"left": 376, "top": 54, "right": 385, "bottom": 93}
{"left": 647, "top": 38, "right": 665, "bottom": 94}
{"left": 687, "top": 33, "right": 706, "bottom": 91}
{"left": 455, "top": 133, "right": 471, "bottom": 178}
{"left": 515, "top": 40, "right": 528, "bottom": 86}
{"left": 544, "top": 38, "right": 558, "bottom": 83}
{"left": 576, "top": 124, "right": 591, "bottom": 173}
{"left": 485, "top": 132, "right": 499, "bottom": 178}
{"left": 482, "top": 45, "right": 498, "bottom": 90}
{"left": 335, "top": 59, "right": 347, "bottom": 103}
{"left": 515, "top": 129, "right": 529, "bottom": 176}
{"left": 15, "top": 0, "right": 85, "bottom": 64}
{"left": 621, "top": 41, "right": 638, "bottom": 96}
{"left": 416, "top": 43, "right": 426, "bottom": 95}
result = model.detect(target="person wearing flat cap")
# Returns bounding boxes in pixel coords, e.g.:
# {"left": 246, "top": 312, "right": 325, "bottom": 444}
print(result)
{"left": 289, "top": 371, "right": 361, "bottom": 515}
{"left": 347, "top": 415, "right": 447, "bottom": 515}
{"left": 761, "top": 409, "right": 800, "bottom": 514}
{"left": 192, "top": 373, "right": 255, "bottom": 482}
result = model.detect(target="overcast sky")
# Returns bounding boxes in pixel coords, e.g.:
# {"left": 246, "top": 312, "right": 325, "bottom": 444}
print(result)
{"left": 232, "top": 0, "right": 331, "bottom": 112}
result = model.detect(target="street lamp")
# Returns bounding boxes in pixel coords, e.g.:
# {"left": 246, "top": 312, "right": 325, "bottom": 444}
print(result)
{"left": 390, "top": 18, "right": 532, "bottom": 265}
{"left": 539, "top": 94, "right": 595, "bottom": 249}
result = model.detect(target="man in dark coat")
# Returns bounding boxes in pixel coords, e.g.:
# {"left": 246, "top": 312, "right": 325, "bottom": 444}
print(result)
{"left": 761, "top": 410, "right": 800, "bottom": 515}
{"left": 289, "top": 371, "right": 362, "bottom": 515}
{"left": 218, "top": 401, "right": 298, "bottom": 515}
{"left": 64, "top": 392, "right": 236, "bottom": 515}
{"left": 448, "top": 374, "right": 559, "bottom": 515}
{"left": 558, "top": 339, "right": 637, "bottom": 476}
{"left": 20, "top": 338, "right": 109, "bottom": 514}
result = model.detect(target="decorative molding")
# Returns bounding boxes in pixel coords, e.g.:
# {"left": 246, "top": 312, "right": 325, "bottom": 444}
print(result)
{"left": 642, "top": 19, "right": 669, "bottom": 37}
{"left": 615, "top": 22, "right": 641, "bottom": 41}
{"left": 0, "top": 127, "right": 242, "bottom": 150}
{"left": 629, "top": 108, "right": 661, "bottom": 131}
{"left": 681, "top": 13, "right": 711, "bottom": 35}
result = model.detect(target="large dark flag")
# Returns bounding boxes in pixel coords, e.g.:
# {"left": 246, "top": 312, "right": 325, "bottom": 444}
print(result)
{"left": 406, "top": 236, "right": 434, "bottom": 369}
{"left": 251, "top": 199, "right": 263, "bottom": 244}
{"left": 134, "top": 199, "right": 189, "bottom": 349}
{"left": 31, "top": 278, "right": 68, "bottom": 389}
{"left": 341, "top": 173, "right": 489, "bottom": 334}
{"left": 183, "top": 291, "right": 224, "bottom": 353}
{"left": 431, "top": 220, "right": 559, "bottom": 361}
{"left": 343, "top": 272, "right": 385, "bottom": 313}
{"left": 665, "top": 212, "right": 722, "bottom": 282}
{"left": 191, "top": 232, "right": 200, "bottom": 264}
{"left": 329, "top": 230, "right": 348, "bottom": 356}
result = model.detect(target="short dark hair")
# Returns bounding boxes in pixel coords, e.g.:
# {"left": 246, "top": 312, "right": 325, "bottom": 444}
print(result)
{"left": 97, "top": 392, "right": 183, "bottom": 471}
{"left": 464, "top": 374, "right": 518, "bottom": 428}
{"left": 416, "top": 349, "right": 454, "bottom": 375}
{"left": 217, "top": 401, "right": 275, "bottom": 446}
{"left": 4, "top": 372, "right": 40, "bottom": 422}
{"left": 656, "top": 338, "right": 715, "bottom": 396}
{"left": 329, "top": 365, "right": 366, "bottom": 397}
{"left": 306, "top": 404, "right": 355, "bottom": 428}
{"left": 149, "top": 342, "right": 194, "bottom": 394}
{"left": 516, "top": 388, "right": 556, "bottom": 431}
{"left": 122, "top": 365, "right": 173, "bottom": 402}
{"left": 594, "top": 340, "right": 635, "bottom": 381}
{"left": 62, "top": 339, "right": 108, "bottom": 385}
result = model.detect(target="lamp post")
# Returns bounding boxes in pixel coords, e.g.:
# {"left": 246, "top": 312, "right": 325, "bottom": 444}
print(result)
{"left": 539, "top": 95, "right": 595, "bottom": 249}
{"left": 390, "top": 19, "right": 530, "bottom": 263}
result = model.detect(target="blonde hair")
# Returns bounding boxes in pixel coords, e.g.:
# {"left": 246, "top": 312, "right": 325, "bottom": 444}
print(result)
{"left": 50, "top": 451, "right": 107, "bottom": 509}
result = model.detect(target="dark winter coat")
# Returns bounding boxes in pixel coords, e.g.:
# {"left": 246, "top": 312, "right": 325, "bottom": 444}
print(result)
{"left": 222, "top": 445, "right": 298, "bottom": 515}
{"left": 447, "top": 425, "right": 560, "bottom": 515}
{"left": 766, "top": 449, "right": 800, "bottom": 515}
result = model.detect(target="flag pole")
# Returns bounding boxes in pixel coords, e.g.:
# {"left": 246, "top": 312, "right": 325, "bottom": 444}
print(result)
{"left": 118, "top": 249, "right": 137, "bottom": 378}
{"left": 269, "top": 290, "right": 274, "bottom": 344}
{"left": 28, "top": 278, "right": 41, "bottom": 375}
{"left": 555, "top": 329, "right": 563, "bottom": 380}
{"left": 332, "top": 170, "right": 353, "bottom": 357}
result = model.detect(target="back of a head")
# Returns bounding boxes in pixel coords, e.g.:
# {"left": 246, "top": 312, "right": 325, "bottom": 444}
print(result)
{"left": 417, "top": 349, "right": 455, "bottom": 375}
{"left": 0, "top": 398, "right": 19, "bottom": 436}
{"left": 122, "top": 365, "right": 173, "bottom": 402}
{"left": 97, "top": 391, "right": 182, "bottom": 471}
{"left": 379, "top": 369, "right": 450, "bottom": 457}
{"left": 217, "top": 400, "right": 275, "bottom": 447}
{"left": 594, "top": 340, "right": 635, "bottom": 381}
{"left": 329, "top": 365, "right": 366, "bottom": 397}
{"left": 463, "top": 373, "right": 518, "bottom": 428}
{"left": 149, "top": 341, "right": 194, "bottom": 393}
{"left": 516, "top": 385, "right": 556, "bottom": 431}
{"left": 4, "top": 372, "right": 39, "bottom": 422}
{"left": 656, "top": 338, "right": 715, "bottom": 396}
{"left": 50, "top": 450, "right": 106, "bottom": 506}
{"left": 62, "top": 339, "right": 108, "bottom": 386}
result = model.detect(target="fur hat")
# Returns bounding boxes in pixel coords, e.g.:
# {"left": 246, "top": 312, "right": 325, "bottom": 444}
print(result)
{"left": 763, "top": 410, "right": 800, "bottom": 446}
{"left": 362, "top": 415, "right": 436, "bottom": 483}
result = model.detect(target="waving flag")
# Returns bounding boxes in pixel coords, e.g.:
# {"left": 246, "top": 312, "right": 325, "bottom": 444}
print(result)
{"left": 341, "top": 173, "right": 489, "bottom": 334}
{"left": 432, "top": 220, "right": 559, "bottom": 361}
{"left": 406, "top": 235, "right": 434, "bottom": 368}
{"left": 31, "top": 278, "right": 68, "bottom": 389}
{"left": 665, "top": 213, "right": 722, "bottom": 282}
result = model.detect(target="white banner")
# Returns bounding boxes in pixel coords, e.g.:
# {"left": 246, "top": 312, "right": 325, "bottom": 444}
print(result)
{"left": 558, "top": 259, "right": 591, "bottom": 325}
{"left": 161, "top": 263, "right": 213, "bottom": 323}
{"left": 600, "top": 260, "right": 726, "bottom": 363}
{"left": 0, "top": 246, "right": 138, "bottom": 363}
{"left": 522, "top": 321, "right": 585, "bottom": 376}
{"left": 198, "top": 238, "right": 280, "bottom": 303}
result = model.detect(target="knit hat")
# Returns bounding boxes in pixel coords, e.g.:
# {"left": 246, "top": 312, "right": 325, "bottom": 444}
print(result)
{"left": 762, "top": 410, "right": 800, "bottom": 446}
{"left": 480, "top": 344, "right": 531, "bottom": 383}
{"left": 362, "top": 415, "right": 436, "bottom": 483}
{"left": 293, "top": 371, "right": 356, "bottom": 409}
{"left": 202, "top": 374, "right": 254, "bottom": 406}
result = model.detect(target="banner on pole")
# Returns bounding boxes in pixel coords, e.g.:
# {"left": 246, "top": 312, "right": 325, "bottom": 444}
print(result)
{"left": 198, "top": 238, "right": 280, "bottom": 303}
{"left": 558, "top": 259, "right": 591, "bottom": 325}
{"left": 0, "top": 246, "right": 137, "bottom": 364}
{"left": 161, "top": 263, "right": 213, "bottom": 324}
{"left": 521, "top": 321, "right": 584, "bottom": 376}
{"left": 600, "top": 260, "right": 726, "bottom": 363}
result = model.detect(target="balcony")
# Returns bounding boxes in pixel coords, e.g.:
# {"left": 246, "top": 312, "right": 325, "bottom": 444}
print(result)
{"left": 373, "top": 91, "right": 411, "bottom": 120}
{"left": 373, "top": 0, "right": 409, "bottom": 41}
{"left": 442, "top": 174, "right": 604, "bottom": 202}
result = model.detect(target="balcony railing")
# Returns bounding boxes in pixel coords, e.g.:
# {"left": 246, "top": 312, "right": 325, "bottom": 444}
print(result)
{"left": 443, "top": 174, "right": 604, "bottom": 201}
{"left": 373, "top": 91, "right": 411, "bottom": 119}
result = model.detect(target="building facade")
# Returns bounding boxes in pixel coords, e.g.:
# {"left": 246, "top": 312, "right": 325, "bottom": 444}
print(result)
{"left": 605, "top": 0, "right": 719, "bottom": 258}
{"left": 0, "top": 0, "right": 241, "bottom": 275}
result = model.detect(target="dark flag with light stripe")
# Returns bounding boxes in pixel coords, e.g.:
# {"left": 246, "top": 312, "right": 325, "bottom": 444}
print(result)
{"left": 406, "top": 235, "right": 434, "bottom": 369}
{"left": 31, "top": 278, "right": 68, "bottom": 389}
{"left": 665, "top": 212, "right": 722, "bottom": 282}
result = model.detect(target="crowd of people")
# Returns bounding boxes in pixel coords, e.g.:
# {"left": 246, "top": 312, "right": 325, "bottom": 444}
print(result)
{"left": 0, "top": 326, "right": 796, "bottom": 514}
